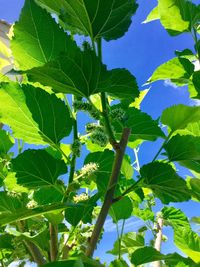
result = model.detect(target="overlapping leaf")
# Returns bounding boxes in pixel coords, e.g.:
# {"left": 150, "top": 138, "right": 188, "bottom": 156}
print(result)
{"left": 164, "top": 135, "right": 200, "bottom": 164}
{"left": 26, "top": 49, "right": 139, "bottom": 101}
{"left": 84, "top": 150, "right": 114, "bottom": 193}
{"left": 175, "top": 228, "right": 200, "bottom": 263}
{"left": 161, "top": 104, "right": 200, "bottom": 132}
{"left": 0, "top": 130, "right": 14, "bottom": 154}
{"left": 0, "top": 82, "right": 72, "bottom": 145}
{"left": 11, "top": 0, "right": 71, "bottom": 70}
{"left": 131, "top": 247, "right": 196, "bottom": 266}
{"left": 145, "top": 0, "right": 200, "bottom": 36}
{"left": 161, "top": 206, "right": 190, "bottom": 229}
{"left": 147, "top": 57, "right": 194, "bottom": 85}
{"left": 12, "top": 149, "right": 67, "bottom": 189}
{"left": 109, "top": 196, "right": 133, "bottom": 222}
{"left": 140, "top": 162, "right": 191, "bottom": 204}
{"left": 35, "top": 0, "right": 138, "bottom": 41}
{"left": 113, "top": 107, "right": 165, "bottom": 141}
{"left": 108, "top": 232, "right": 144, "bottom": 256}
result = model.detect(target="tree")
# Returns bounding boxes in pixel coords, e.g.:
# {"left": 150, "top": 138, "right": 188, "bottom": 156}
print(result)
{"left": 0, "top": 0, "right": 200, "bottom": 266}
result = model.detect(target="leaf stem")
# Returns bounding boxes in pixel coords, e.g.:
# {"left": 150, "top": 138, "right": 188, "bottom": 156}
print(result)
{"left": 49, "top": 223, "right": 58, "bottom": 262}
{"left": 152, "top": 131, "right": 172, "bottom": 162}
{"left": 96, "top": 38, "right": 117, "bottom": 147}
{"left": 85, "top": 128, "right": 131, "bottom": 257}
{"left": 69, "top": 95, "right": 78, "bottom": 184}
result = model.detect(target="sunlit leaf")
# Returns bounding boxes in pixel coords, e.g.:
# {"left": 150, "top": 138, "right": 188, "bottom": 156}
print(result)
{"left": 35, "top": 0, "right": 138, "bottom": 41}
{"left": 140, "top": 162, "right": 191, "bottom": 204}
{"left": 161, "top": 104, "right": 200, "bottom": 132}
{"left": 11, "top": 0, "right": 71, "bottom": 70}
{"left": 0, "top": 82, "right": 72, "bottom": 145}
{"left": 12, "top": 149, "right": 67, "bottom": 189}
{"left": 109, "top": 196, "right": 133, "bottom": 222}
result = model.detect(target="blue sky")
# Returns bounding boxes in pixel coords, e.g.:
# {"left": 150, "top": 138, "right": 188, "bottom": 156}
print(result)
{"left": 1, "top": 0, "right": 200, "bottom": 265}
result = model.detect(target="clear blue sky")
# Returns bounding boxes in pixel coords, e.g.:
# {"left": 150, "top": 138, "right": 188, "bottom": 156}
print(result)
{"left": 1, "top": 0, "right": 199, "bottom": 265}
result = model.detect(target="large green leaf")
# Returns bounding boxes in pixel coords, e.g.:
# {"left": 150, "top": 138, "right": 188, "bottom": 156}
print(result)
{"left": 161, "top": 105, "right": 200, "bottom": 132}
{"left": 65, "top": 194, "right": 99, "bottom": 226}
{"left": 164, "top": 135, "right": 200, "bottom": 162}
{"left": 140, "top": 162, "right": 191, "bottom": 204}
{"left": 84, "top": 150, "right": 114, "bottom": 193}
{"left": 109, "top": 196, "right": 133, "bottom": 222}
{"left": 26, "top": 49, "right": 139, "bottom": 101}
{"left": 158, "top": 0, "right": 194, "bottom": 35}
{"left": 113, "top": 107, "right": 165, "bottom": 141}
{"left": 12, "top": 149, "right": 67, "bottom": 189}
{"left": 175, "top": 228, "right": 200, "bottom": 263}
{"left": 161, "top": 206, "right": 190, "bottom": 229}
{"left": 0, "top": 201, "right": 76, "bottom": 227}
{"left": 131, "top": 247, "right": 196, "bottom": 266}
{"left": 33, "top": 187, "right": 64, "bottom": 205}
{"left": 11, "top": 0, "right": 71, "bottom": 70}
{"left": 108, "top": 232, "right": 144, "bottom": 256}
{"left": 0, "top": 191, "right": 24, "bottom": 213}
{"left": 147, "top": 57, "right": 194, "bottom": 85}
{"left": 0, "top": 82, "right": 72, "bottom": 145}
{"left": 35, "top": 0, "right": 138, "bottom": 41}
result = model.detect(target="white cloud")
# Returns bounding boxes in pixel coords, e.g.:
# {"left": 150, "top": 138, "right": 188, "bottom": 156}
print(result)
{"left": 164, "top": 79, "right": 178, "bottom": 88}
{"left": 104, "top": 217, "right": 142, "bottom": 233}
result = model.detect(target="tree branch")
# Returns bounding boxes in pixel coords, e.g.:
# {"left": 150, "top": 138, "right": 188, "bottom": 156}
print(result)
{"left": 17, "top": 221, "right": 46, "bottom": 266}
{"left": 154, "top": 217, "right": 163, "bottom": 267}
{"left": 49, "top": 223, "right": 58, "bottom": 262}
{"left": 85, "top": 128, "right": 131, "bottom": 257}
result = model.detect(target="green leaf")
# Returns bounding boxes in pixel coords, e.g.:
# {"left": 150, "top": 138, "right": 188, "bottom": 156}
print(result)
{"left": 0, "top": 130, "right": 14, "bottom": 154}
{"left": 65, "top": 194, "right": 99, "bottom": 226}
{"left": 84, "top": 150, "right": 114, "bottom": 193}
{"left": 140, "top": 162, "right": 191, "bottom": 204}
{"left": 42, "top": 256, "right": 103, "bottom": 267}
{"left": 143, "top": 6, "right": 159, "bottom": 23}
{"left": 158, "top": 0, "right": 190, "bottom": 35}
{"left": 175, "top": 121, "right": 200, "bottom": 137}
{"left": 148, "top": 57, "right": 194, "bottom": 85}
{"left": 0, "top": 201, "right": 76, "bottom": 227}
{"left": 35, "top": 0, "right": 138, "bottom": 41}
{"left": 121, "top": 155, "right": 133, "bottom": 179}
{"left": 161, "top": 206, "right": 190, "bottom": 229}
{"left": 11, "top": 0, "right": 71, "bottom": 70}
{"left": 189, "top": 178, "right": 200, "bottom": 202}
{"left": 26, "top": 50, "right": 139, "bottom": 101}
{"left": 113, "top": 107, "right": 165, "bottom": 142}
{"left": 0, "top": 234, "right": 14, "bottom": 250}
{"left": 33, "top": 187, "right": 64, "bottom": 205}
{"left": 12, "top": 149, "right": 67, "bottom": 189}
{"left": 132, "top": 207, "right": 154, "bottom": 222}
{"left": 108, "top": 232, "right": 144, "bottom": 256}
{"left": 109, "top": 196, "right": 133, "bottom": 222}
{"left": 189, "top": 71, "right": 200, "bottom": 99}
{"left": 0, "top": 192, "right": 24, "bottom": 213}
{"left": 109, "top": 259, "right": 129, "bottom": 267}
{"left": 0, "top": 82, "right": 72, "bottom": 145}
{"left": 164, "top": 135, "right": 200, "bottom": 162}
{"left": 131, "top": 247, "right": 195, "bottom": 266}
{"left": 161, "top": 104, "right": 200, "bottom": 132}
{"left": 157, "top": 0, "right": 200, "bottom": 36}
{"left": 175, "top": 228, "right": 200, "bottom": 263}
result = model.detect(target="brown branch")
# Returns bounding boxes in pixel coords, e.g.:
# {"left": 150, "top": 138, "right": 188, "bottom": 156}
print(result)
{"left": 49, "top": 223, "right": 58, "bottom": 262}
{"left": 85, "top": 128, "right": 131, "bottom": 257}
